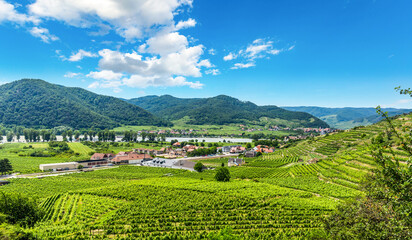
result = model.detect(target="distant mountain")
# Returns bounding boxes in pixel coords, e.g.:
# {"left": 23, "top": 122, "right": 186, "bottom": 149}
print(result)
{"left": 126, "top": 95, "right": 329, "bottom": 128}
{"left": 282, "top": 106, "right": 412, "bottom": 129}
{"left": 0, "top": 79, "right": 170, "bottom": 129}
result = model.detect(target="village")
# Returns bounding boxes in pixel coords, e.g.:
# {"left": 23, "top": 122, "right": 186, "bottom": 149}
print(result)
{"left": 38, "top": 142, "right": 276, "bottom": 172}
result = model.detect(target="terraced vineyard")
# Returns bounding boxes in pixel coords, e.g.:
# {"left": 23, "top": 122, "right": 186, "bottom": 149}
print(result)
{"left": 1, "top": 113, "right": 410, "bottom": 239}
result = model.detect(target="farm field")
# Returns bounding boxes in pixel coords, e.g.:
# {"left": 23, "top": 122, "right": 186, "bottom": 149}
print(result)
{"left": 113, "top": 118, "right": 295, "bottom": 137}
{"left": 0, "top": 113, "right": 411, "bottom": 239}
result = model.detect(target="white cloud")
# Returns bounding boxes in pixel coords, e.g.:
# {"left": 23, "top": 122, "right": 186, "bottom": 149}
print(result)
{"left": 205, "top": 69, "right": 220, "bottom": 75}
{"left": 64, "top": 72, "right": 81, "bottom": 78}
{"left": 208, "top": 48, "right": 216, "bottom": 55}
{"left": 139, "top": 32, "right": 188, "bottom": 56}
{"left": 88, "top": 81, "right": 100, "bottom": 89}
{"left": 225, "top": 38, "right": 293, "bottom": 70}
{"left": 223, "top": 52, "right": 237, "bottom": 61}
{"left": 197, "top": 59, "right": 213, "bottom": 68}
{"left": 28, "top": 0, "right": 194, "bottom": 41}
{"left": 123, "top": 75, "right": 203, "bottom": 89}
{"left": 0, "top": 0, "right": 39, "bottom": 24}
{"left": 87, "top": 70, "right": 124, "bottom": 81}
{"left": 175, "top": 18, "right": 196, "bottom": 30}
{"left": 29, "top": 27, "right": 58, "bottom": 43}
{"left": 68, "top": 49, "right": 98, "bottom": 62}
{"left": 98, "top": 45, "right": 205, "bottom": 77}
{"left": 231, "top": 62, "right": 255, "bottom": 70}
{"left": 1, "top": 0, "right": 211, "bottom": 90}
{"left": 87, "top": 78, "right": 123, "bottom": 92}
{"left": 89, "top": 42, "right": 208, "bottom": 89}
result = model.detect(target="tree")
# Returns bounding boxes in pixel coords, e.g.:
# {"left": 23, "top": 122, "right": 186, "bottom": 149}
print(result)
{"left": 0, "top": 159, "right": 13, "bottom": 175}
{"left": 62, "top": 131, "right": 67, "bottom": 141}
{"left": 74, "top": 131, "right": 80, "bottom": 140}
{"left": 6, "top": 132, "right": 13, "bottom": 142}
{"left": 67, "top": 130, "right": 73, "bottom": 142}
{"left": 324, "top": 87, "right": 412, "bottom": 239}
{"left": 194, "top": 162, "right": 204, "bottom": 172}
{"left": 215, "top": 167, "right": 230, "bottom": 182}
{"left": 0, "top": 192, "right": 44, "bottom": 227}
{"left": 141, "top": 132, "right": 147, "bottom": 142}
{"left": 15, "top": 132, "right": 20, "bottom": 142}
{"left": 246, "top": 143, "right": 252, "bottom": 149}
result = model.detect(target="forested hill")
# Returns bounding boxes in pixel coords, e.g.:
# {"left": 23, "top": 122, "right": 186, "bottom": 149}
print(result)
{"left": 283, "top": 106, "right": 412, "bottom": 129}
{"left": 0, "top": 79, "right": 170, "bottom": 129}
{"left": 126, "top": 95, "right": 329, "bottom": 128}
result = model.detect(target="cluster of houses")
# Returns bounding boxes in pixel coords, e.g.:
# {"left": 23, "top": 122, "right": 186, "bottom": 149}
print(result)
{"left": 39, "top": 141, "right": 282, "bottom": 172}
{"left": 39, "top": 151, "right": 154, "bottom": 171}
{"left": 238, "top": 125, "right": 333, "bottom": 134}
{"left": 219, "top": 145, "right": 246, "bottom": 153}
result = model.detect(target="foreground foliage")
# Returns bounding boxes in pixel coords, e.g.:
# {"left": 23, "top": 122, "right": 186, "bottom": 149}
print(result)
{"left": 323, "top": 88, "right": 412, "bottom": 239}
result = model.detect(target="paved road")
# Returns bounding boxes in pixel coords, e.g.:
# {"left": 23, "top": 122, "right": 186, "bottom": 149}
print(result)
{"left": 1, "top": 166, "right": 119, "bottom": 179}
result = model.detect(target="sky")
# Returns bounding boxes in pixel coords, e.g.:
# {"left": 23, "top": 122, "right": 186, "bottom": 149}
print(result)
{"left": 0, "top": 0, "right": 411, "bottom": 108}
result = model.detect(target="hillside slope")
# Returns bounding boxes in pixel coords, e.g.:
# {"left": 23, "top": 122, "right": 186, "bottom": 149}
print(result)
{"left": 0, "top": 79, "right": 169, "bottom": 129}
{"left": 127, "top": 95, "right": 329, "bottom": 128}
{"left": 283, "top": 106, "right": 412, "bottom": 129}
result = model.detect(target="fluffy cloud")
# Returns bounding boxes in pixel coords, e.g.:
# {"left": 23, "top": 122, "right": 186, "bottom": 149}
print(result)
{"left": 225, "top": 38, "right": 294, "bottom": 70}
{"left": 87, "top": 70, "right": 124, "bottom": 81}
{"left": 98, "top": 46, "right": 205, "bottom": 77}
{"left": 0, "top": 0, "right": 39, "bottom": 24}
{"left": 175, "top": 18, "right": 196, "bottom": 30}
{"left": 123, "top": 75, "right": 203, "bottom": 89}
{"left": 197, "top": 59, "right": 213, "bottom": 68}
{"left": 29, "top": 27, "right": 59, "bottom": 43}
{"left": 139, "top": 32, "right": 188, "bottom": 56}
{"left": 68, "top": 49, "right": 98, "bottom": 62}
{"left": 0, "top": 0, "right": 214, "bottom": 90}
{"left": 0, "top": 1, "right": 56, "bottom": 43}
{"left": 28, "top": 0, "right": 194, "bottom": 41}
{"left": 223, "top": 52, "right": 237, "bottom": 61}
{"left": 88, "top": 41, "right": 209, "bottom": 89}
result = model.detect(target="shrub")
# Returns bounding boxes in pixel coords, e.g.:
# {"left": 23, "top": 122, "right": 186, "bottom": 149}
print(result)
{"left": 194, "top": 162, "right": 204, "bottom": 172}
{"left": 0, "top": 193, "right": 44, "bottom": 227}
{"left": 214, "top": 167, "right": 230, "bottom": 182}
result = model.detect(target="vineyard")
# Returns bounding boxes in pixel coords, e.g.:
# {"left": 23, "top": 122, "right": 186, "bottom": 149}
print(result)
{"left": 0, "top": 113, "right": 410, "bottom": 239}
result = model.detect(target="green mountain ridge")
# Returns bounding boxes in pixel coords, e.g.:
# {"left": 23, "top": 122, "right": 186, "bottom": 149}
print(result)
{"left": 0, "top": 79, "right": 169, "bottom": 129}
{"left": 126, "top": 95, "right": 330, "bottom": 128}
{"left": 283, "top": 106, "right": 412, "bottom": 129}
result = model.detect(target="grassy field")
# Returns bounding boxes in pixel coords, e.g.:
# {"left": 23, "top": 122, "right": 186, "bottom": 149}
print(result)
{"left": 0, "top": 143, "right": 73, "bottom": 173}
{"left": 67, "top": 142, "right": 94, "bottom": 155}
{"left": 1, "top": 114, "right": 410, "bottom": 239}
{"left": 113, "top": 118, "right": 295, "bottom": 137}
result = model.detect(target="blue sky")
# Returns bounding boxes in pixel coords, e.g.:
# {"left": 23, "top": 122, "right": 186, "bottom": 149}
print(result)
{"left": 0, "top": 0, "right": 411, "bottom": 108}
